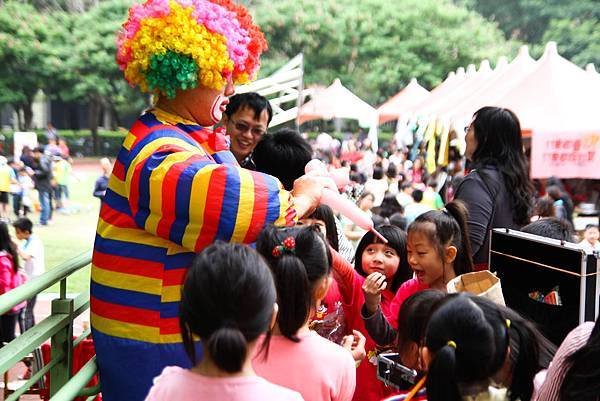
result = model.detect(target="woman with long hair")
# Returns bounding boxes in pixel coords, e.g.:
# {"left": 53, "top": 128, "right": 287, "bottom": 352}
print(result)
{"left": 0, "top": 222, "right": 24, "bottom": 346}
{"left": 456, "top": 107, "right": 534, "bottom": 269}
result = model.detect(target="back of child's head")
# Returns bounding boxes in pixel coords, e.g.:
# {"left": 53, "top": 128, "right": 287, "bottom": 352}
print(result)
{"left": 408, "top": 200, "right": 474, "bottom": 276}
{"left": 13, "top": 217, "right": 33, "bottom": 234}
{"left": 301, "top": 204, "right": 339, "bottom": 252}
{"left": 354, "top": 224, "right": 412, "bottom": 291}
{"left": 257, "top": 225, "right": 331, "bottom": 342}
{"left": 389, "top": 212, "right": 408, "bottom": 231}
{"left": 179, "top": 242, "right": 276, "bottom": 372}
{"left": 253, "top": 128, "right": 313, "bottom": 190}
{"left": 424, "top": 294, "right": 498, "bottom": 401}
{"left": 469, "top": 296, "right": 555, "bottom": 401}
{"left": 378, "top": 193, "right": 404, "bottom": 218}
{"left": 397, "top": 290, "right": 446, "bottom": 368}
{"left": 521, "top": 217, "right": 574, "bottom": 242}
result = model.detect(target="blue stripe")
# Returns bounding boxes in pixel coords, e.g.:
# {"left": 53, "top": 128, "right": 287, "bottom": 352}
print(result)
{"left": 164, "top": 252, "right": 195, "bottom": 270}
{"left": 265, "top": 174, "right": 282, "bottom": 224}
{"left": 170, "top": 160, "right": 203, "bottom": 244}
{"left": 215, "top": 165, "right": 240, "bottom": 241}
{"left": 90, "top": 281, "right": 160, "bottom": 311}
{"left": 94, "top": 235, "right": 166, "bottom": 262}
{"left": 91, "top": 329, "right": 199, "bottom": 401}
{"left": 160, "top": 301, "right": 179, "bottom": 318}
{"left": 133, "top": 151, "right": 171, "bottom": 229}
{"left": 121, "top": 128, "right": 199, "bottom": 171}
{"left": 212, "top": 150, "right": 238, "bottom": 165}
{"left": 103, "top": 190, "right": 131, "bottom": 216}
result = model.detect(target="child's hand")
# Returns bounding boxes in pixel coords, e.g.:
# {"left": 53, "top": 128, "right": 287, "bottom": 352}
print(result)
{"left": 341, "top": 330, "right": 367, "bottom": 363}
{"left": 362, "top": 272, "right": 387, "bottom": 314}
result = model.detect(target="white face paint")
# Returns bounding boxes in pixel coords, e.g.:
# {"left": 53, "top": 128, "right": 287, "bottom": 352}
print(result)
{"left": 210, "top": 94, "right": 229, "bottom": 124}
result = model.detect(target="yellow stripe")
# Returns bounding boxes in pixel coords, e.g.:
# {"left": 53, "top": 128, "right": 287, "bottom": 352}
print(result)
{"left": 230, "top": 168, "right": 255, "bottom": 242}
{"left": 162, "top": 285, "right": 182, "bottom": 303}
{"left": 123, "top": 133, "right": 136, "bottom": 150}
{"left": 92, "top": 265, "right": 162, "bottom": 295}
{"left": 144, "top": 152, "right": 196, "bottom": 235}
{"left": 125, "top": 137, "right": 200, "bottom": 186}
{"left": 275, "top": 184, "right": 291, "bottom": 226}
{"left": 107, "top": 175, "right": 128, "bottom": 198}
{"left": 91, "top": 313, "right": 183, "bottom": 344}
{"left": 97, "top": 218, "right": 186, "bottom": 250}
{"left": 181, "top": 164, "right": 220, "bottom": 250}
{"left": 92, "top": 312, "right": 159, "bottom": 342}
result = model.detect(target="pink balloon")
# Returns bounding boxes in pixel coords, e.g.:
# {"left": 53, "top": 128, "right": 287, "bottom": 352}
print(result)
{"left": 321, "top": 190, "right": 388, "bottom": 243}
{"left": 305, "top": 159, "right": 350, "bottom": 189}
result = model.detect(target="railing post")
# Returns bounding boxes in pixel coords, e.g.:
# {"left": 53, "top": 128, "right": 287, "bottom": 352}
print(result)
{"left": 49, "top": 295, "right": 74, "bottom": 397}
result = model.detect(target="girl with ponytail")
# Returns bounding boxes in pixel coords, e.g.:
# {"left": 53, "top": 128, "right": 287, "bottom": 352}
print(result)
{"left": 364, "top": 200, "right": 474, "bottom": 339}
{"left": 423, "top": 293, "right": 508, "bottom": 401}
{"left": 254, "top": 225, "right": 358, "bottom": 401}
{"left": 145, "top": 242, "right": 302, "bottom": 401}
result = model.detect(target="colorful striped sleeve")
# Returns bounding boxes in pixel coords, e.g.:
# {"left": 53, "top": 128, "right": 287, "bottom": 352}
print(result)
{"left": 114, "top": 126, "right": 296, "bottom": 252}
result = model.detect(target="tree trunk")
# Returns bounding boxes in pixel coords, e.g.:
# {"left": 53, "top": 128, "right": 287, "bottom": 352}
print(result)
{"left": 23, "top": 100, "right": 34, "bottom": 130}
{"left": 14, "top": 105, "right": 23, "bottom": 131}
{"left": 89, "top": 97, "right": 101, "bottom": 155}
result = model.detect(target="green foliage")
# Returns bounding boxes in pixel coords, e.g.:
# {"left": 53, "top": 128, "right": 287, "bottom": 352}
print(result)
{"left": 255, "top": 0, "right": 515, "bottom": 104}
{"left": 462, "top": 0, "right": 599, "bottom": 68}
{"left": 541, "top": 18, "right": 600, "bottom": 68}
{"left": 0, "top": 2, "right": 52, "bottom": 109}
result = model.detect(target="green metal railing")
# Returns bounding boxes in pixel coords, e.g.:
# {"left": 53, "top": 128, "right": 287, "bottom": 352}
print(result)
{"left": 0, "top": 250, "right": 99, "bottom": 401}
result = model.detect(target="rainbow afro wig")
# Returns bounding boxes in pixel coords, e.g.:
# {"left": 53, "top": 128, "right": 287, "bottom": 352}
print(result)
{"left": 116, "top": 0, "right": 268, "bottom": 98}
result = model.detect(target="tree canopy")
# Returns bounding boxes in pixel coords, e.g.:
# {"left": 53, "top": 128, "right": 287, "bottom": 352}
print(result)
{"left": 254, "top": 0, "right": 515, "bottom": 104}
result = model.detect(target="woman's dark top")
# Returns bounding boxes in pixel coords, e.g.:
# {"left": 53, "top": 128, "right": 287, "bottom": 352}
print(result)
{"left": 454, "top": 166, "right": 522, "bottom": 266}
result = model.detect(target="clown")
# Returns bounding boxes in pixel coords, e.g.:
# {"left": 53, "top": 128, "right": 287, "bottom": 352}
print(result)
{"left": 92, "top": 1, "right": 324, "bottom": 399}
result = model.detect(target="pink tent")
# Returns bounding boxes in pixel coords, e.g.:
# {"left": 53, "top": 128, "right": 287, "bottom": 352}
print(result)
{"left": 495, "top": 42, "right": 600, "bottom": 131}
{"left": 377, "top": 78, "right": 430, "bottom": 124}
{"left": 447, "top": 46, "right": 537, "bottom": 121}
{"left": 422, "top": 59, "right": 498, "bottom": 118}
{"left": 408, "top": 68, "right": 467, "bottom": 116}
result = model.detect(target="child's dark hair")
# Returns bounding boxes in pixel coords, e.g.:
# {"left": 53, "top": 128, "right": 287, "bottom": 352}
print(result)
{"left": 253, "top": 128, "right": 313, "bottom": 190}
{"left": 179, "top": 242, "right": 276, "bottom": 372}
{"left": 0, "top": 222, "right": 19, "bottom": 272}
{"left": 12, "top": 217, "right": 33, "bottom": 234}
{"left": 354, "top": 225, "right": 412, "bottom": 292}
{"left": 378, "top": 193, "right": 404, "bottom": 218}
{"left": 257, "top": 225, "right": 331, "bottom": 342}
{"left": 304, "top": 205, "right": 339, "bottom": 251}
{"left": 470, "top": 296, "right": 555, "bottom": 401}
{"left": 521, "top": 217, "right": 574, "bottom": 242}
{"left": 424, "top": 294, "right": 497, "bottom": 401}
{"left": 408, "top": 200, "right": 474, "bottom": 276}
{"left": 397, "top": 290, "right": 446, "bottom": 360}
{"left": 560, "top": 318, "right": 600, "bottom": 401}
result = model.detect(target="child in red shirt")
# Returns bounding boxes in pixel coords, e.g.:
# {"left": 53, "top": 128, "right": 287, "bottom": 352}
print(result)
{"left": 331, "top": 225, "right": 412, "bottom": 401}
{"left": 362, "top": 201, "right": 475, "bottom": 345}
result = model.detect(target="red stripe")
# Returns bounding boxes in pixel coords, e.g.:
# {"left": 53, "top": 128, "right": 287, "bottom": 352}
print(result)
{"left": 156, "top": 154, "right": 204, "bottom": 240}
{"left": 91, "top": 296, "right": 159, "bottom": 327}
{"left": 195, "top": 168, "right": 227, "bottom": 251}
{"left": 163, "top": 269, "right": 186, "bottom": 286}
{"left": 99, "top": 203, "right": 138, "bottom": 229}
{"left": 130, "top": 123, "right": 178, "bottom": 149}
{"left": 160, "top": 317, "right": 180, "bottom": 335}
{"left": 242, "top": 171, "right": 268, "bottom": 243}
{"left": 92, "top": 250, "right": 163, "bottom": 279}
{"left": 128, "top": 119, "right": 148, "bottom": 148}
{"left": 112, "top": 159, "right": 126, "bottom": 181}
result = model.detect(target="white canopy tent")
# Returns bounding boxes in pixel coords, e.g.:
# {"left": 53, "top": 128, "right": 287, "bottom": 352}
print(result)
{"left": 298, "top": 78, "right": 379, "bottom": 150}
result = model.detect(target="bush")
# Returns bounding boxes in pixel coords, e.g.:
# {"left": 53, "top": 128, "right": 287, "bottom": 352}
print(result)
{"left": 0, "top": 129, "right": 127, "bottom": 158}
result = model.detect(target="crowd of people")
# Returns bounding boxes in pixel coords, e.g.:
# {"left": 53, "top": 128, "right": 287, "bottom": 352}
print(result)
{"left": 11, "top": 0, "right": 586, "bottom": 400}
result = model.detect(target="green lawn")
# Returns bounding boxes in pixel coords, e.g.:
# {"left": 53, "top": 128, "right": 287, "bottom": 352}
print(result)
{"left": 15, "top": 164, "right": 101, "bottom": 294}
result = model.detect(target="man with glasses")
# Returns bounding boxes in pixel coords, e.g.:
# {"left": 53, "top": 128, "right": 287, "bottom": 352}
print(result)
{"left": 222, "top": 92, "right": 272, "bottom": 169}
